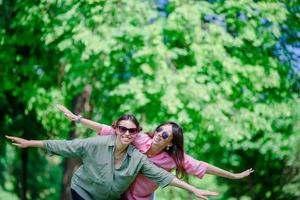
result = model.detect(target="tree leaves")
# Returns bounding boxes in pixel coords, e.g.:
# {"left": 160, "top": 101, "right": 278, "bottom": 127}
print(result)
{"left": 1, "top": 0, "right": 299, "bottom": 199}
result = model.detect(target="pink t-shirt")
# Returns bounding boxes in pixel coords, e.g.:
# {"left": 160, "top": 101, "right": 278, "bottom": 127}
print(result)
{"left": 98, "top": 125, "right": 207, "bottom": 200}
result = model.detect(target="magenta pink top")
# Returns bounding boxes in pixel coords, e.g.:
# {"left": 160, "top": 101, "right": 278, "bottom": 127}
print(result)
{"left": 98, "top": 125, "right": 207, "bottom": 200}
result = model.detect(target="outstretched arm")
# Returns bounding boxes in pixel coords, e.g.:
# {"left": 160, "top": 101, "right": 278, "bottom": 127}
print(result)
{"left": 169, "top": 177, "right": 218, "bottom": 200}
{"left": 206, "top": 163, "right": 254, "bottom": 179}
{"left": 57, "top": 104, "right": 105, "bottom": 133}
{"left": 140, "top": 156, "right": 218, "bottom": 200}
{"left": 5, "top": 136, "right": 44, "bottom": 148}
{"left": 183, "top": 154, "right": 254, "bottom": 180}
{"left": 5, "top": 135, "right": 87, "bottom": 157}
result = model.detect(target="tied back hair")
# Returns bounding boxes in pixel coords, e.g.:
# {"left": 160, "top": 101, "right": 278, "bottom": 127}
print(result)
{"left": 112, "top": 114, "right": 142, "bottom": 132}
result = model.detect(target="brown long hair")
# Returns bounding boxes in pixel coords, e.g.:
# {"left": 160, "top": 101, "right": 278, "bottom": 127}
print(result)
{"left": 112, "top": 114, "right": 142, "bottom": 132}
{"left": 155, "top": 121, "right": 186, "bottom": 179}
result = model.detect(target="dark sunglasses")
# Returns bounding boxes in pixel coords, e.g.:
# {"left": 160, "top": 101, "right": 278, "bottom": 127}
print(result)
{"left": 155, "top": 127, "right": 169, "bottom": 140}
{"left": 118, "top": 126, "right": 138, "bottom": 135}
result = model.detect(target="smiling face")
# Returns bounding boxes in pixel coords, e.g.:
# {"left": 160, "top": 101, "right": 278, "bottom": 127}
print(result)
{"left": 152, "top": 124, "right": 173, "bottom": 148}
{"left": 115, "top": 120, "right": 138, "bottom": 145}
{"left": 152, "top": 122, "right": 186, "bottom": 178}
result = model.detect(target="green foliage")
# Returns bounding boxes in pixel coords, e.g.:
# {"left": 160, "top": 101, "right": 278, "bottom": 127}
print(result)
{"left": 0, "top": 0, "right": 299, "bottom": 199}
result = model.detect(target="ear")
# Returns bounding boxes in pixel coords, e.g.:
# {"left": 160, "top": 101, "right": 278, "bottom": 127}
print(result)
{"left": 112, "top": 121, "right": 117, "bottom": 129}
{"left": 167, "top": 143, "right": 173, "bottom": 148}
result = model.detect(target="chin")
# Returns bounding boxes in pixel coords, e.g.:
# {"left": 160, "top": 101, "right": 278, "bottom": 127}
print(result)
{"left": 153, "top": 137, "right": 159, "bottom": 143}
{"left": 152, "top": 140, "right": 159, "bottom": 145}
{"left": 121, "top": 138, "right": 133, "bottom": 144}
{"left": 154, "top": 139, "right": 163, "bottom": 145}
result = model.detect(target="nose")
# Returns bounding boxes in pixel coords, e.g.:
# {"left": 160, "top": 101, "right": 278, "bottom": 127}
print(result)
{"left": 157, "top": 131, "right": 163, "bottom": 137}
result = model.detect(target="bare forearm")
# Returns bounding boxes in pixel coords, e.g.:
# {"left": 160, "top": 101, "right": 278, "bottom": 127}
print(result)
{"left": 57, "top": 104, "right": 103, "bottom": 132}
{"left": 28, "top": 140, "right": 44, "bottom": 148}
{"left": 169, "top": 177, "right": 196, "bottom": 193}
{"left": 6, "top": 136, "right": 45, "bottom": 149}
{"left": 206, "top": 163, "right": 235, "bottom": 179}
{"left": 79, "top": 118, "right": 103, "bottom": 132}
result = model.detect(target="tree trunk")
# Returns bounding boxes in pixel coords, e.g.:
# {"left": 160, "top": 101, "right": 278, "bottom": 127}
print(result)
{"left": 20, "top": 148, "right": 28, "bottom": 200}
{"left": 60, "top": 85, "right": 92, "bottom": 200}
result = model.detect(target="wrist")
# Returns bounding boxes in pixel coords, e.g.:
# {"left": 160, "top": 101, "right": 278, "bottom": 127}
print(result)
{"left": 75, "top": 115, "right": 83, "bottom": 123}
{"left": 189, "top": 186, "right": 196, "bottom": 194}
{"left": 28, "top": 140, "right": 36, "bottom": 147}
{"left": 29, "top": 140, "right": 43, "bottom": 148}
{"left": 183, "top": 181, "right": 197, "bottom": 193}
{"left": 230, "top": 173, "right": 237, "bottom": 179}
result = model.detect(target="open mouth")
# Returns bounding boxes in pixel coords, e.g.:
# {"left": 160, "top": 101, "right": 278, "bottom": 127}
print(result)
{"left": 153, "top": 136, "right": 161, "bottom": 143}
{"left": 122, "top": 137, "right": 131, "bottom": 140}
{"left": 121, "top": 135, "right": 133, "bottom": 142}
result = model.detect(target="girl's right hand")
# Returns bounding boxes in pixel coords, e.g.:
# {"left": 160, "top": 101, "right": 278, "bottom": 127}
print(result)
{"left": 193, "top": 189, "right": 218, "bottom": 200}
{"left": 233, "top": 168, "right": 254, "bottom": 179}
{"left": 5, "top": 136, "right": 31, "bottom": 148}
{"left": 57, "top": 104, "right": 78, "bottom": 121}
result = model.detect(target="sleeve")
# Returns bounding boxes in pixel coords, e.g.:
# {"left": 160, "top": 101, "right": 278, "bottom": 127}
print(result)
{"left": 97, "top": 125, "right": 115, "bottom": 136}
{"left": 132, "top": 133, "right": 153, "bottom": 153}
{"left": 140, "top": 155, "right": 175, "bottom": 188}
{"left": 183, "top": 153, "right": 208, "bottom": 179}
{"left": 43, "top": 138, "right": 91, "bottom": 158}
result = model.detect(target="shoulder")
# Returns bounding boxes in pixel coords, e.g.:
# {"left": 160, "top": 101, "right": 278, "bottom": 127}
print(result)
{"left": 97, "top": 134, "right": 115, "bottom": 144}
{"left": 97, "top": 125, "right": 115, "bottom": 135}
{"left": 132, "top": 132, "right": 153, "bottom": 153}
{"left": 84, "top": 135, "right": 115, "bottom": 146}
{"left": 135, "top": 132, "right": 152, "bottom": 141}
{"left": 129, "top": 145, "right": 146, "bottom": 159}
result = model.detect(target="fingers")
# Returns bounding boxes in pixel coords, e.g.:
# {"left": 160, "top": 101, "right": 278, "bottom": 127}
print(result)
{"left": 6, "top": 136, "right": 24, "bottom": 145}
{"left": 64, "top": 113, "right": 76, "bottom": 121}
{"left": 5, "top": 135, "right": 14, "bottom": 140}
{"left": 242, "top": 168, "right": 254, "bottom": 173}
{"left": 56, "top": 104, "right": 64, "bottom": 110}
{"left": 56, "top": 104, "right": 63, "bottom": 111}
{"left": 205, "top": 191, "right": 218, "bottom": 196}
{"left": 57, "top": 104, "right": 69, "bottom": 113}
{"left": 196, "top": 190, "right": 218, "bottom": 199}
{"left": 12, "top": 143, "right": 22, "bottom": 147}
{"left": 5, "top": 135, "right": 17, "bottom": 144}
{"left": 237, "top": 168, "right": 254, "bottom": 179}
{"left": 199, "top": 195, "right": 208, "bottom": 200}
{"left": 57, "top": 105, "right": 75, "bottom": 120}
{"left": 6, "top": 136, "right": 27, "bottom": 148}
{"left": 245, "top": 168, "right": 254, "bottom": 174}
{"left": 5, "top": 135, "right": 18, "bottom": 141}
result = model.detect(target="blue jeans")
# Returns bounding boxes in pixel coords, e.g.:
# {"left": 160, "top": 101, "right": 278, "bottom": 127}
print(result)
{"left": 71, "top": 189, "right": 85, "bottom": 200}
{"left": 150, "top": 193, "right": 155, "bottom": 200}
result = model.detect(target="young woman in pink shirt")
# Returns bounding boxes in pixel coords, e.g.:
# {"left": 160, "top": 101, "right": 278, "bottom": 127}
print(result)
{"left": 58, "top": 105, "right": 254, "bottom": 200}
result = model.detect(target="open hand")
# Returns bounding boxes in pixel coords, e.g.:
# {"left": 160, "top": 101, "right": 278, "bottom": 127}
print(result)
{"left": 233, "top": 168, "right": 254, "bottom": 179}
{"left": 57, "top": 104, "right": 78, "bottom": 121}
{"left": 193, "top": 189, "right": 218, "bottom": 200}
{"left": 5, "top": 136, "right": 31, "bottom": 148}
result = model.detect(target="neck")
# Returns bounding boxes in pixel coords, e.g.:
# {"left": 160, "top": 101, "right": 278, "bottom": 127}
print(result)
{"left": 147, "top": 143, "right": 165, "bottom": 157}
{"left": 115, "top": 137, "right": 128, "bottom": 155}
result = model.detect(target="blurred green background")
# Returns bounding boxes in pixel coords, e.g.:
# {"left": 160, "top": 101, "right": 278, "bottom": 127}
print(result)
{"left": 0, "top": 0, "right": 299, "bottom": 199}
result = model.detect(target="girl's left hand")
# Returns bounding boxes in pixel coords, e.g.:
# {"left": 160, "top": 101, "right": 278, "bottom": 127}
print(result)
{"left": 233, "top": 168, "right": 254, "bottom": 179}
{"left": 57, "top": 104, "right": 78, "bottom": 121}
{"left": 193, "top": 189, "right": 218, "bottom": 200}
